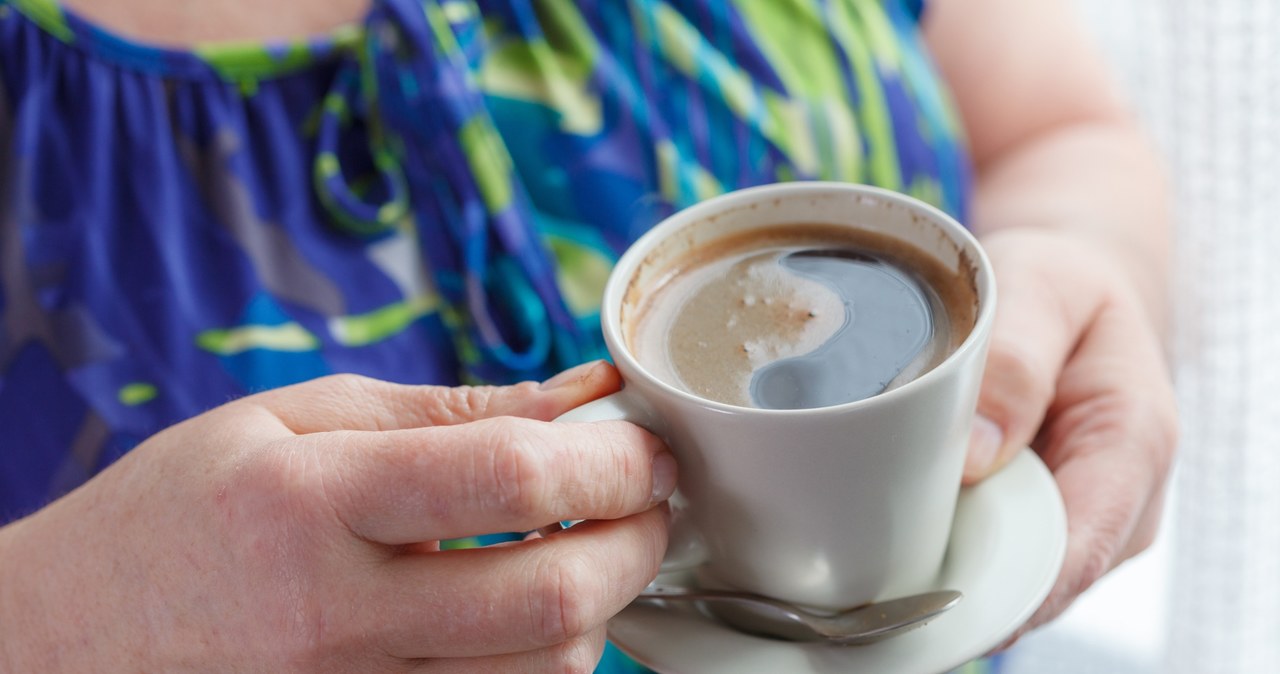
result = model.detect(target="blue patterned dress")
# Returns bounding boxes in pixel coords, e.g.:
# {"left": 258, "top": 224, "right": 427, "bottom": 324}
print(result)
{"left": 0, "top": 0, "right": 994, "bottom": 671}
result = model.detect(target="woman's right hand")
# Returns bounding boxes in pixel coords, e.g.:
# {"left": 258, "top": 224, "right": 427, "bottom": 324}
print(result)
{"left": 0, "top": 361, "right": 675, "bottom": 673}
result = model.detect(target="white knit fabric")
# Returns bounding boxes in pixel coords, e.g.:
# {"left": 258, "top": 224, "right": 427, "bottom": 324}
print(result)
{"left": 1158, "top": 2, "right": 1280, "bottom": 670}
{"left": 1007, "top": 1, "right": 1280, "bottom": 672}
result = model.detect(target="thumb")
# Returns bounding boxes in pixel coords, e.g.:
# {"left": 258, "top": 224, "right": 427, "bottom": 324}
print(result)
{"left": 251, "top": 360, "right": 622, "bottom": 434}
{"left": 962, "top": 232, "right": 1101, "bottom": 484}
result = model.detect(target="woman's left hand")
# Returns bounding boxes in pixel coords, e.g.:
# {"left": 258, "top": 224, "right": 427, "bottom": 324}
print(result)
{"left": 962, "top": 226, "right": 1177, "bottom": 641}
{"left": 924, "top": 0, "right": 1178, "bottom": 643}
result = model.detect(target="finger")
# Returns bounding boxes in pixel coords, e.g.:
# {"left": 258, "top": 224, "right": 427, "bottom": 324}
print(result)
{"left": 250, "top": 360, "right": 621, "bottom": 434}
{"left": 963, "top": 231, "right": 1111, "bottom": 483}
{"left": 373, "top": 508, "right": 667, "bottom": 659}
{"left": 409, "top": 627, "right": 607, "bottom": 673}
{"left": 312, "top": 416, "right": 676, "bottom": 544}
{"left": 1013, "top": 298, "right": 1176, "bottom": 634}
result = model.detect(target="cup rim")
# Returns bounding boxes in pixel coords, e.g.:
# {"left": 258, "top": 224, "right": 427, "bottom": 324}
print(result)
{"left": 601, "top": 181, "right": 997, "bottom": 417}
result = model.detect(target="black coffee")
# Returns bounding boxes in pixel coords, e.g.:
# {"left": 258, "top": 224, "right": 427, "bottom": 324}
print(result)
{"left": 749, "top": 250, "right": 935, "bottom": 409}
{"left": 626, "top": 224, "right": 976, "bottom": 409}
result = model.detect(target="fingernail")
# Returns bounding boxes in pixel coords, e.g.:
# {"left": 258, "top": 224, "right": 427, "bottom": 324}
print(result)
{"left": 965, "top": 415, "right": 1004, "bottom": 479}
{"left": 650, "top": 452, "right": 678, "bottom": 505}
{"left": 539, "top": 361, "right": 603, "bottom": 391}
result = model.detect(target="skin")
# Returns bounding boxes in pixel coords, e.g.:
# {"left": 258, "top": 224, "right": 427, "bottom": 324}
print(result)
{"left": 58, "top": 0, "right": 371, "bottom": 43}
{"left": 0, "top": 0, "right": 1177, "bottom": 668}
{"left": 1, "top": 362, "right": 675, "bottom": 672}
{"left": 925, "top": 0, "right": 1176, "bottom": 642}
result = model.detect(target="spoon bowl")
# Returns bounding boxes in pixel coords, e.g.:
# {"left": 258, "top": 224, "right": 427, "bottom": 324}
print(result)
{"left": 633, "top": 585, "right": 962, "bottom": 645}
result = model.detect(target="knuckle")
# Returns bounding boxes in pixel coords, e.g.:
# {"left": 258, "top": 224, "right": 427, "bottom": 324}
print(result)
{"left": 1127, "top": 519, "right": 1160, "bottom": 556}
{"left": 1149, "top": 399, "right": 1180, "bottom": 473}
{"left": 984, "top": 338, "right": 1056, "bottom": 411}
{"left": 641, "top": 507, "right": 673, "bottom": 569}
{"left": 247, "top": 440, "right": 324, "bottom": 505}
{"left": 1066, "top": 488, "right": 1135, "bottom": 597}
{"left": 425, "top": 385, "right": 506, "bottom": 424}
{"left": 316, "top": 372, "right": 381, "bottom": 397}
{"left": 1114, "top": 385, "right": 1179, "bottom": 477}
{"left": 314, "top": 432, "right": 383, "bottom": 531}
{"left": 1047, "top": 391, "right": 1174, "bottom": 470}
{"left": 981, "top": 343, "right": 1054, "bottom": 444}
{"left": 482, "top": 419, "right": 552, "bottom": 518}
{"left": 1071, "top": 540, "right": 1116, "bottom": 599}
{"left": 528, "top": 553, "right": 600, "bottom": 645}
{"left": 292, "top": 466, "right": 348, "bottom": 532}
{"left": 302, "top": 374, "right": 400, "bottom": 430}
{"left": 1028, "top": 585, "right": 1075, "bottom": 632}
{"left": 1046, "top": 395, "right": 1128, "bottom": 452}
{"left": 550, "top": 632, "right": 606, "bottom": 674}
{"left": 580, "top": 422, "right": 652, "bottom": 515}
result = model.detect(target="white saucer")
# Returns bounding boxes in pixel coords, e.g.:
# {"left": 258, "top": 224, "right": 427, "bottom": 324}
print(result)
{"left": 608, "top": 448, "right": 1067, "bottom": 674}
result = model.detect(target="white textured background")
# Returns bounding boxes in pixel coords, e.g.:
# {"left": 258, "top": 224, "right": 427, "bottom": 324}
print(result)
{"left": 1004, "top": 1, "right": 1280, "bottom": 672}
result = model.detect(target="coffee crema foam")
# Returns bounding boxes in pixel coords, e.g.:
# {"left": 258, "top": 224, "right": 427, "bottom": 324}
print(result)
{"left": 626, "top": 224, "right": 976, "bottom": 410}
{"left": 633, "top": 248, "right": 846, "bottom": 407}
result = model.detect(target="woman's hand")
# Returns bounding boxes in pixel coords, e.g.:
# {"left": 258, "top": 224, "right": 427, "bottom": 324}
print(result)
{"left": 0, "top": 361, "right": 674, "bottom": 673}
{"left": 963, "top": 227, "right": 1176, "bottom": 640}
{"left": 926, "top": 0, "right": 1178, "bottom": 643}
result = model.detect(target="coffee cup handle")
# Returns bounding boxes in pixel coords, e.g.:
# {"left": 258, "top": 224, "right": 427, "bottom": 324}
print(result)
{"left": 554, "top": 391, "right": 708, "bottom": 573}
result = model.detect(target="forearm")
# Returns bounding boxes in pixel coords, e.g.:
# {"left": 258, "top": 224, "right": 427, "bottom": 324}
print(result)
{"left": 970, "top": 120, "right": 1171, "bottom": 327}
{"left": 923, "top": 0, "right": 1171, "bottom": 325}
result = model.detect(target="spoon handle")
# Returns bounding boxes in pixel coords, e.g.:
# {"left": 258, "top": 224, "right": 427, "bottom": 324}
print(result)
{"left": 635, "top": 585, "right": 825, "bottom": 615}
{"left": 635, "top": 584, "right": 826, "bottom": 609}
{"left": 632, "top": 585, "right": 963, "bottom": 644}
{"left": 638, "top": 585, "right": 728, "bottom": 600}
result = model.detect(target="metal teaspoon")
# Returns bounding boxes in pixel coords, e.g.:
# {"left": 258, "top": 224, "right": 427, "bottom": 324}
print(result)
{"left": 633, "top": 585, "right": 962, "bottom": 645}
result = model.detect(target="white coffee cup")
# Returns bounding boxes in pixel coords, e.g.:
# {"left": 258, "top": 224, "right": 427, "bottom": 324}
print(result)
{"left": 560, "top": 182, "right": 995, "bottom": 611}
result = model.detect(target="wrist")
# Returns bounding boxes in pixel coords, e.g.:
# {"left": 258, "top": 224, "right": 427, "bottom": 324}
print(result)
{"left": 970, "top": 121, "right": 1172, "bottom": 328}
